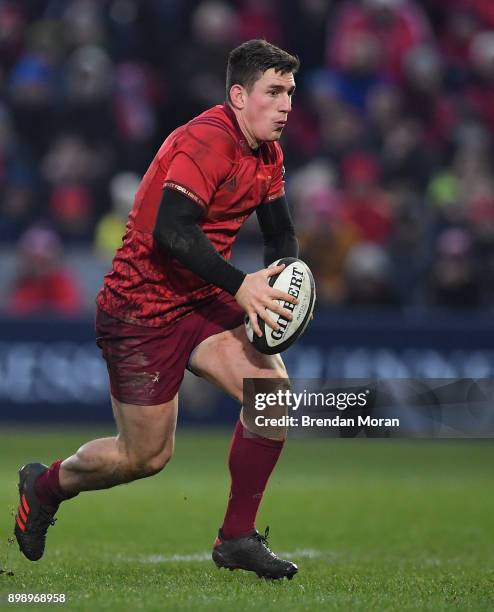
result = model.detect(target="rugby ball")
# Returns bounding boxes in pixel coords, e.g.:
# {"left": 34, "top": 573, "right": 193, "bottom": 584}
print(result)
{"left": 245, "top": 257, "right": 316, "bottom": 354}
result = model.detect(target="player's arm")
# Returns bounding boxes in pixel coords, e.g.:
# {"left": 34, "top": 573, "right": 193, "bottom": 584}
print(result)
{"left": 153, "top": 190, "right": 297, "bottom": 336}
{"left": 256, "top": 195, "right": 299, "bottom": 266}
{"left": 153, "top": 187, "right": 246, "bottom": 295}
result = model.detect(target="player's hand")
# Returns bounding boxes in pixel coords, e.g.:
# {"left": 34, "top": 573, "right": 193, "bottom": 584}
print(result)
{"left": 235, "top": 264, "right": 299, "bottom": 337}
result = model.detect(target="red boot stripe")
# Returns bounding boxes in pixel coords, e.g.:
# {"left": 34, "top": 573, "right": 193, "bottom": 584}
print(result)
{"left": 21, "top": 494, "right": 30, "bottom": 514}
{"left": 16, "top": 515, "right": 25, "bottom": 532}
{"left": 19, "top": 505, "right": 27, "bottom": 522}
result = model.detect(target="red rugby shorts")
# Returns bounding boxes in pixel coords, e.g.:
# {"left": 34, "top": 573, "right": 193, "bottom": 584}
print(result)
{"left": 96, "top": 291, "right": 244, "bottom": 405}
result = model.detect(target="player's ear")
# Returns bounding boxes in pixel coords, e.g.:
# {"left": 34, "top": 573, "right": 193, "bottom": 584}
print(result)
{"left": 229, "top": 84, "right": 246, "bottom": 110}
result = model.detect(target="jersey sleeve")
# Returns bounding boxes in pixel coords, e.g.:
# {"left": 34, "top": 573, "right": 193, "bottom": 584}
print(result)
{"left": 162, "top": 123, "right": 235, "bottom": 210}
{"left": 263, "top": 142, "right": 286, "bottom": 203}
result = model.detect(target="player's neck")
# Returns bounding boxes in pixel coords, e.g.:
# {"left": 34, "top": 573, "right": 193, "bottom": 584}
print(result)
{"left": 228, "top": 104, "right": 260, "bottom": 150}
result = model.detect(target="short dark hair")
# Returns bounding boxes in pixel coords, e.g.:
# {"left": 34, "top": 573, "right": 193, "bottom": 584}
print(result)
{"left": 226, "top": 39, "right": 299, "bottom": 102}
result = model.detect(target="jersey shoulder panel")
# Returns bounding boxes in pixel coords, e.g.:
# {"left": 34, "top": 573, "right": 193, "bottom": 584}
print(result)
{"left": 184, "top": 107, "right": 238, "bottom": 162}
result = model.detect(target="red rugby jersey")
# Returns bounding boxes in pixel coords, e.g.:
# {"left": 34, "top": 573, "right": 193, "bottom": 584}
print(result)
{"left": 96, "top": 104, "right": 285, "bottom": 326}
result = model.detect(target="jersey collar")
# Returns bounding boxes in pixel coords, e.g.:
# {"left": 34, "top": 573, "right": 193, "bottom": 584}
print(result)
{"left": 222, "top": 103, "right": 261, "bottom": 157}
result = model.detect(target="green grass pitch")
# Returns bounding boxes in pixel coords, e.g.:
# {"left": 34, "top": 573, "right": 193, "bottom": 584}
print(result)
{"left": 0, "top": 427, "right": 493, "bottom": 610}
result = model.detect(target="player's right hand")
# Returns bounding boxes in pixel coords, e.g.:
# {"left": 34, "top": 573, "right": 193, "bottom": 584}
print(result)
{"left": 235, "top": 264, "right": 299, "bottom": 337}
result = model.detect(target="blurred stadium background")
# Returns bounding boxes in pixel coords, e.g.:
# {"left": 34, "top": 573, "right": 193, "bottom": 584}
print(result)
{"left": 2, "top": 0, "right": 494, "bottom": 424}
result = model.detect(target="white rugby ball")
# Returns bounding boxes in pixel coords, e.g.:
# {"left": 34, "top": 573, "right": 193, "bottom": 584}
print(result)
{"left": 245, "top": 257, "right": 316, "bottom": 354}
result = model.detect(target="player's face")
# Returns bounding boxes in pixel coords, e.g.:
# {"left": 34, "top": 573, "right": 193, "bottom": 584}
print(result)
{"left": 243, "top": 68, "right": 295, "bottom": 144}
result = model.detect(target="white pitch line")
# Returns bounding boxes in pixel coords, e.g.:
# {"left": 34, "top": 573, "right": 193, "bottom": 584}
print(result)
{"left": 116, "top": 549, "right": 325, "bottom": 564}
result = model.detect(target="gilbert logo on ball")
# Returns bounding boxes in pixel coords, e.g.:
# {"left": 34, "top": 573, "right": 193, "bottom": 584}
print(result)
{"left": 245, "top": 257, "right": 316, "bottom": 354}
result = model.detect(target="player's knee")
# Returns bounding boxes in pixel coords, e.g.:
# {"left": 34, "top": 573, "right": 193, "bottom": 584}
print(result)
{"left": 257, "top": 358, "right": 288, "bottom": 383}
{"left": 143, "top": 448, "right": 173, "bottom": 476}
{"left": 127, "top": 447, "right": 173, "bottom": 479}
{"left": 271, "top": 364, "right": 289, "bottom": 380}
{"left": 234, "top": 363, "right": 288, "bottom": 404}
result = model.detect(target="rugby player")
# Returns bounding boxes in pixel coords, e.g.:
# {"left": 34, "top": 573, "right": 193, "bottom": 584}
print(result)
{"left": 14, "top": 39, "right": 300, "bottom": 580}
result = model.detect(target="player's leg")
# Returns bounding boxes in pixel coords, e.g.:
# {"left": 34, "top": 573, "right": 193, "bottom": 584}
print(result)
{"left": 59, "top": 394, "right": 178, "bottom": 492}
{"left": 189, "top": 325, "right": 297, "bottom": 579}
{"left": 190, "top": 324, "right": 289, "bottom": 438}
{"left": 15, "top": 395, "right": 177, "bottom": 561}
{"left": 190, "top": 325, "right": 288, "bottom": 537}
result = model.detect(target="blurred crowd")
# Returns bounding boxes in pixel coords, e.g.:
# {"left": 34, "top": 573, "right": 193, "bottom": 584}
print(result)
{"left": 2, "top": 0, "right": 494, "bottom": 315}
